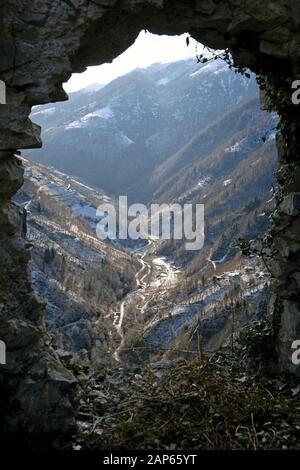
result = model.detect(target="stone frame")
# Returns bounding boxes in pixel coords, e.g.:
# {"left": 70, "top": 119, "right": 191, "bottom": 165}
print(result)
{"left": 0, "top": 0, "right": 299, "bottom": 446}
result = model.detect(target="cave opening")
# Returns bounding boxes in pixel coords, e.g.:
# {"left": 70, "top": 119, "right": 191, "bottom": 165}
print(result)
{"left": 0, "top": 0, "right": 299, "bottom": 449}
{"left": 18, "top": 31, "right": 278, "bottom": 371}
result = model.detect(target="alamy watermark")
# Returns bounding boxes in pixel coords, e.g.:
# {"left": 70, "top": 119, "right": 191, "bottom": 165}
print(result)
{"left": 96, "top": 196, "right": 205, "bottom": 251}
{"left": 0, "top": 80, "right": 6, "bottom": 105}
{"left": 0, "top": 340, "right": 6, "bottom": 365}
{"left": 291, "top": 340, "right": 300, "bottom": 366}
{"left": 292, "top": 80, "right": 300, "bottom": 105}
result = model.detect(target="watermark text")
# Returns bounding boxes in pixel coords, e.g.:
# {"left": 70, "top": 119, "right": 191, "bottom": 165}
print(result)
{"left": 0, "top": 80, "right": 6, "bottom": 105}
{"left": 292, "top": 80, "right": 300, "bottom": 105}
{"left": 96, "top": 196, "right": 205, "bottom": 251}
{"left": 291, "top": 340, "right": 300, "bottom": 365}
{"left": 0, "top": 340, "right": 6, "bottom": 365}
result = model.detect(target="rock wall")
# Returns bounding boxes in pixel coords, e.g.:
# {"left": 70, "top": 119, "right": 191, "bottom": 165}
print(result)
{"left": 0, "top": 151, "right": 77, "bottom": 446}
{"left": 0, "top": 0, "right": 299, "bottom": 444}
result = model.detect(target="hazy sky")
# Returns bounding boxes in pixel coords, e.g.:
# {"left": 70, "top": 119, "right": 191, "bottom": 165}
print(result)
{"left": 64, "top": 32, "right": 202, "bottom": 93}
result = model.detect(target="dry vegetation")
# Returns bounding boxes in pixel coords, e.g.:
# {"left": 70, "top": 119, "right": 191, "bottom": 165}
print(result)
{"left": 73, "top": 320, "right": 300, "bottom": 450}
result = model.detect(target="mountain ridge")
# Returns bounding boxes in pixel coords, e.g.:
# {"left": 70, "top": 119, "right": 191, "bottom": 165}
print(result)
{"left": 29, "top": 57, "right": 265, "bottom": 203}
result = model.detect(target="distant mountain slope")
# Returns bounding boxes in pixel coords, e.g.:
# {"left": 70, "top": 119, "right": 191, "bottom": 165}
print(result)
{"left": 14, "top": 158, "right": 138, "bottom": 366}
{"left": 18, "top": 59, "right": 279, "bottom": 371}
{"left": 150, "top": 97, "right": 275, "bottom": 199}
{"left": 29, "top": 58, "right": 264, "bottom": 203}
{"left": 14, "top": 158, "right": 271, "bottom": 370}
{"left": 151, "top": 97, "right": 278, "bottom": 268}
{"left": 157, "top": 139, "right": 277, "bottom": 269}
{"left": 28, "top": 57, "right": 278, "bottom": 272}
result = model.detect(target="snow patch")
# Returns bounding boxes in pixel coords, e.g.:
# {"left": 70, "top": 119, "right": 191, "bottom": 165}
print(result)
{"left": 198, "top": 178, "right": 208, "bottom": 187}
{"left": 32, "top": 107, "right": 55, "bottom": 117}
{"left": 227, "top": 271, "right": 240, "bottom": 277}
{"left": 83, "top": 106, "right": 114, "bottom": 120}
{"left": 213, "top": 65, "right": 229, "bottom": 75}
{"left": 266, "top": 130, "right": 276, "bottom": 142}
{"left": 225, "top": 138, "right": 245, "bottom": 153}
{"left": 157, "top": 78, "right": 171, "bottom": 86}
{"left": 65, "top": 119, "right": 82, "bottom": 130}
{"left": 71, "top": 203, "right": 97, "bottom": 220}
{"left": 190, "top": 60, "right": 223, "bottom": 78}
{"left": 117, "top": 133, "right": 134, "bottom": 147}
{"left": 65, "top": 106, "right": 114, "bottom": 130}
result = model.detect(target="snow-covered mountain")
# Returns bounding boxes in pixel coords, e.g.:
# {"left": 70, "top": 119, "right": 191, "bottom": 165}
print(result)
{"left": 14, "top": 158, "right": 270, "bottom": 368}
{"left": 29, "top": 58, "right": 272, "bottom": 202}
{"left": 28, "top": 57, "right": 277, "bottom": 270}
{"left": 14, "top": 158, "right": 139, "bottom": 366}
{"left": 15, "top": 58, "right": 279, "bottom": 366}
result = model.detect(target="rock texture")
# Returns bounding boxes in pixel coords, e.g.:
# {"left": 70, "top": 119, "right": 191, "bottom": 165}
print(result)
{"left": 0, "top": 151, "right": 77, "bottom": 447}
{"left": 0, "top": 0, "right": 300, "bottom": 445}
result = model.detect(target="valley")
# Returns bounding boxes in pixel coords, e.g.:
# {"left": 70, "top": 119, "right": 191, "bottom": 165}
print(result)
{"left": 1, "top": 3, "right": 299, "bottom": 451}
{"left": 112, "top": 241, "right": 180, "bottom": 362}
{"left": 14, "top": 56, "right": 279, "bottom": 371}
{"left": 15, "top": 156, "right": 269, "bottom": 371}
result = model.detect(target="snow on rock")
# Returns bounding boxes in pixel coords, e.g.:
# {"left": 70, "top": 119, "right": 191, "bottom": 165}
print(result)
{"left": 227, "top": 271, "right": 240, "bottom": 277}
{"left": 225, "top": 138, "right": 245, "bottom": 153}
{"left": 266, "top": 130, "right": 276, "bottom": 142}
{"left": 157, "top": 78, "right": 171, "bottom": 86}
{"left": 83, "top": 106, "right": 114, "bottom": 120}
{"left": 71, "top": 203, "right": 97, "bottom": 220}
{"left": 65, "top": 106, "right": 114, "bottom": 129}
{"left": 24, "top": 163, "right": 104, "bottom": 230}
{"left": 117, "top": 132, "right": 134, "bottom": 147}
{"left": 65, "top": 119, "right": 82, "bottom": 129}
{"left": 223, "top": 179, "right": 232, "bottom": 187}
{"left": 32, "top": 107, "right": 55, "bottom": 117}
{"left": 197, "top": 176, "right": 210, "bottom": 188}
{"left": 189, "top": 60, "right": 224, "bottom": 78}
{"left": 213, "top": 64, "right": 229, "bottom": 75}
